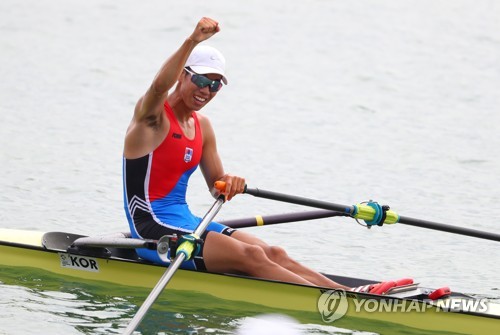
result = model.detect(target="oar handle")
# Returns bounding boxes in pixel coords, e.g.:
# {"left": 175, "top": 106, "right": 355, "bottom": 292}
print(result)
{"left": 214, "top": 180, "right": 233, "bottom": 195}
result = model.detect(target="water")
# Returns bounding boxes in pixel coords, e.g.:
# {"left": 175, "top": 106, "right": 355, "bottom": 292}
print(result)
{"left": 1, "top": 0, "right": 499, "bottom": 333}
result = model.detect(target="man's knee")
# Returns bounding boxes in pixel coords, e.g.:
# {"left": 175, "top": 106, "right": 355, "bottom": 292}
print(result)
{"left": 243, "top": 244, "right": 268, "bottom": 261}
{"left": 268, "top": 245, "right": 286, "bottom": 258}
{"left": 267, "top": 245, "right": 296, "bottom": 266}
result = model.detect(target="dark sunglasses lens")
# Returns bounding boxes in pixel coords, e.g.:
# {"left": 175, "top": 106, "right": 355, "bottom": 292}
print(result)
{"left": 210, "top": 81, "right": 222, "bottom": 92}
{"left": 191, "top": 74, "right": 222, "bottom": 92}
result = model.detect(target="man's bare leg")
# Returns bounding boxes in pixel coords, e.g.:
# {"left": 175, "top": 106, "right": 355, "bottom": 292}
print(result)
{"left": 202, "top": 232, "right": 316, "bottom": 286}
{"left": 231, "top": 230, "right": 350, "bottom": 290}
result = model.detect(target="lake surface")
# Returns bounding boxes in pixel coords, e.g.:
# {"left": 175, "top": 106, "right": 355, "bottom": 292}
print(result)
{"left": 1, "top": 0, "right": 499, "bottom": 334}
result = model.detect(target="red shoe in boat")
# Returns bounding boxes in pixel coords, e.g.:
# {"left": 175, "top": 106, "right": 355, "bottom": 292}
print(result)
{"left": 352, "top": 278, "right": 414, "bottom": 295}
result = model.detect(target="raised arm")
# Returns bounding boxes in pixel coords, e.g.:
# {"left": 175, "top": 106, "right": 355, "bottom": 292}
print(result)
{"left": 136, "top": 17, "right": 221, "bottom": 124}
{"left": 124, "top": 18, "right": 221, "bottom": 159}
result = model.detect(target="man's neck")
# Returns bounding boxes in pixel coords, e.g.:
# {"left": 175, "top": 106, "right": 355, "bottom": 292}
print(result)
{"left": 167, "top": 92, "right": 193, "bottom": 123}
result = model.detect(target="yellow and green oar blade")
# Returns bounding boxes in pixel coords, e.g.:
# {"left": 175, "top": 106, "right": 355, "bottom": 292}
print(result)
{"left": 243, "top": 186, "right": 500, "bottom": 243}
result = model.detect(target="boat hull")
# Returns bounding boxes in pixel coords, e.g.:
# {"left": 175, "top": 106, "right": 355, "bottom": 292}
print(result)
{"left": 1, "top": 228, "right": 499, "bottom": 334}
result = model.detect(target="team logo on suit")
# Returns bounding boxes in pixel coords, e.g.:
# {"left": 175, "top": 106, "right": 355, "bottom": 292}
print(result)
{"left": 184, "top": 147, "right": 194, "bottom": 162}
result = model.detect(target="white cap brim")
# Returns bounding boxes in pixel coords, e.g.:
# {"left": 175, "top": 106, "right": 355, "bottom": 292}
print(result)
{"left": 190, "top": 65, "right": 228, "bottom": 85}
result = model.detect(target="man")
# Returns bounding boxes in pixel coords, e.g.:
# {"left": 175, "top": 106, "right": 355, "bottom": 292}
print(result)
{"left": 123, "top": 17, "right": 410, "bottom": 293}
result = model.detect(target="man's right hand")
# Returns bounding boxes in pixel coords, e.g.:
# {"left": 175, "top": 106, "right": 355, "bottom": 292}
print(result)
{"left": 189, "top": 17, "right": 220, "bottom": 43}
{"left": 217, "top": 174, "right": 246, "bottom": 201}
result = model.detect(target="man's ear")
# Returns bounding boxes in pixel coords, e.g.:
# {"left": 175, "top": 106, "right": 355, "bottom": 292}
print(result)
{"left": 178, "top": 69, "right": 189, "bottom": 82}
{"left": 177, "top": 71, "right": 184, "bottom": 82}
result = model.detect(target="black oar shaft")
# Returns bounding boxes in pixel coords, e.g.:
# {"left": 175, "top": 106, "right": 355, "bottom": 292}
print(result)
{"left": 399, "top": 216, "right": 500, "bottom": 242}
{"left": 245, "top": 187, "right": 354, "bottom": 214}
{"left": 244, "top": 187, "right": 500, "bottom": 243}
{"left": 222, "top": 210, "right": 347, "bottom": 228}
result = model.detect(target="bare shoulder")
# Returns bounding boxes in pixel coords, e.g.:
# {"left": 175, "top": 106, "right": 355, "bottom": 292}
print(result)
{"left": 196, "top": 112, "right": 213, "bottom": 130}
{"left": 196, "top": 112, "right": 215, "bottom": 140}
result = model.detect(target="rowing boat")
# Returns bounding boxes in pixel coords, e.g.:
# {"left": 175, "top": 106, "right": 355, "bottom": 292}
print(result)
{"left": 1, "top": 227, "right": 498, "bottom": 334}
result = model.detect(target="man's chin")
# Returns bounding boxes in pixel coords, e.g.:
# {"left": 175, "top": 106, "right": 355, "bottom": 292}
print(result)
{"left": 191, "top": 101, "right": 208, "bottom": 111}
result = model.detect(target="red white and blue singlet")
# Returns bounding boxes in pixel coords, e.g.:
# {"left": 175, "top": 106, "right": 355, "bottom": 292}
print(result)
{"left": 123, "top": 101, "right": 234, "bottom": 270}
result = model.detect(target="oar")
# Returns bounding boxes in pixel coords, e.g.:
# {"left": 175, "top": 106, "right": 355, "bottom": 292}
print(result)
{"left": 123, "top": 187, "right": 226, "bottom": 334}
{"left": 232, "top": 185, "right": 500, "bottom": 243}
{"left": 222, "top": 210, "right": 348, "bottom": 228}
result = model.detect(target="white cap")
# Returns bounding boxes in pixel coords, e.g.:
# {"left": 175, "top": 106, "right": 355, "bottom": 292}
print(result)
{"left": 185, "top": 45, "right": 228, "bottom": 84}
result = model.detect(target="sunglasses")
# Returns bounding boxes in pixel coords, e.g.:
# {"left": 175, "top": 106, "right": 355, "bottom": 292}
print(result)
{"left": 184, "top": 67, "right": 223, "bottom": 92}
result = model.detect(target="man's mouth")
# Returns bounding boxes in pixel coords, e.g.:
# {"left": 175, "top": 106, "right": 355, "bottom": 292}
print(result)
{"left": 194, "top": 95, "right": 207, "bottom": 103}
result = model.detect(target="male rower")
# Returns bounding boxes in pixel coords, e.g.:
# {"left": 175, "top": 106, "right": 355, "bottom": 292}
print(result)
{"left": 122, "top": 17, "right": 410, "bottom": 293}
